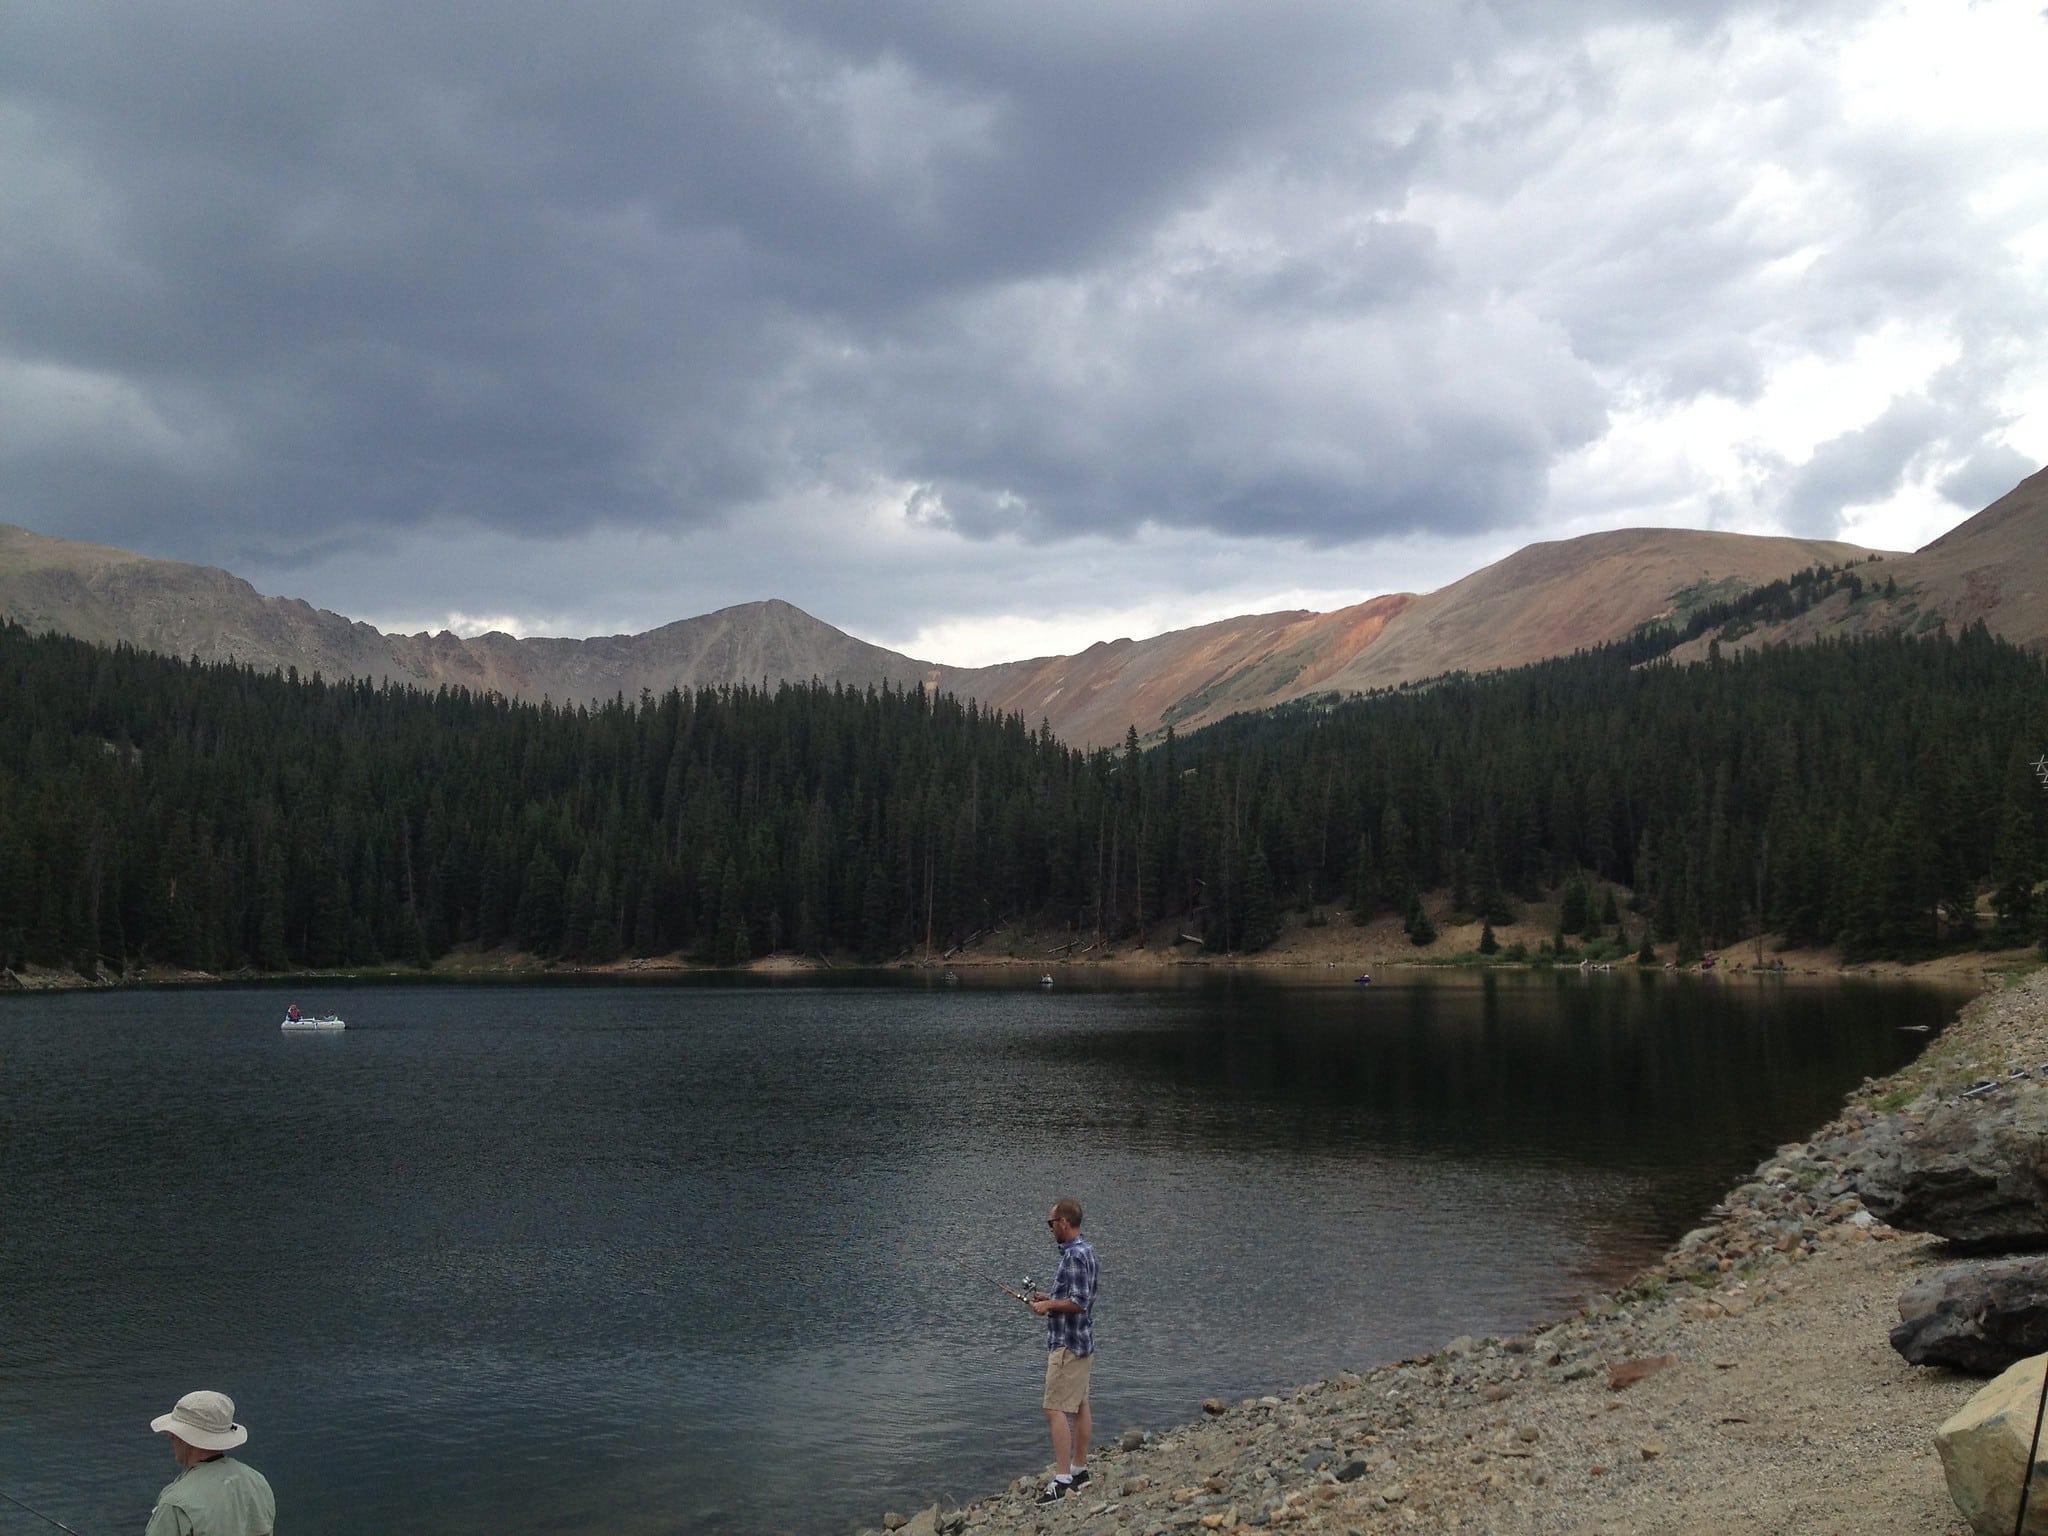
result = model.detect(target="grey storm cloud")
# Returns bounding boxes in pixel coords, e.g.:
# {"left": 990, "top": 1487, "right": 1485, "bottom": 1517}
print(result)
{"left": 1778, "top": 395, "right": 1948, "bottom": 536}
{"left": 0, "top": 0, "right": 2036, "bottom": 592}
{"left": 0, "top": 0, "right": 1727, "bottom": 561}
{"left": 1779, "top": 350, "right": 2041, "bottom": 536}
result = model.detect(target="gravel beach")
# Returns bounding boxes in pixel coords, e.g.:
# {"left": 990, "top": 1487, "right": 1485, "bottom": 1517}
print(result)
{"left": 885, "top": 966, "right": 2048, "bottom": 1536}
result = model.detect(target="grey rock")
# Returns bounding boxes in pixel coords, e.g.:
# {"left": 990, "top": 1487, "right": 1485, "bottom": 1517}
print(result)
{"left": 1937, "top": 1355, "right": 2048, "bottom": 1534}
{"left": 1893, "top": 1256, "right": 2048, "bottom": 1374}
{"left": 1853, "top": 1086, "right": 2048, "bottom": 1247}
{"left": 1119, "top": 1428, "right": 1146, "bottom": 1452}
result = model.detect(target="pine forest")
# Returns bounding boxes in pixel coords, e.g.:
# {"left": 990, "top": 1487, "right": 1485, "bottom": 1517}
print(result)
{"left": 1, "top": 616, "right": 2045, "bottom": 978}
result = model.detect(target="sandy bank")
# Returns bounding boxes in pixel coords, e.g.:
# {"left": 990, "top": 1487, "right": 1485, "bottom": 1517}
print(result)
{"left": 5, "top": 896, "right": 2034, "bottom": 990}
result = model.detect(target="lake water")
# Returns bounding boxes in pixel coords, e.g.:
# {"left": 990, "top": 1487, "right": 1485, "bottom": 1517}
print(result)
{"left": 0, "top": 970, "right": 1963, "bottom": 1536}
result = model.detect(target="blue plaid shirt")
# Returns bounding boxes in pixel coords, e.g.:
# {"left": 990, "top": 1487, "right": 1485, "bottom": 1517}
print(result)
{"left": 1046, "top": 1234, "right": 1097, "bottom": 1356}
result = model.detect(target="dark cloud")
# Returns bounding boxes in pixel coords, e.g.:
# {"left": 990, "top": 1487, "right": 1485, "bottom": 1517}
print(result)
{"left": 0, "top": 0, "right": 2037, "bottom": 606}
{"left": 1778, "top": 346, "right": 2038, "bottom": 535}
{"left": 1939, "top": 444, "right": 2039, "bottom": 514}
{"left": 1778, "top": 395, "right": 1945, "bottom": 535}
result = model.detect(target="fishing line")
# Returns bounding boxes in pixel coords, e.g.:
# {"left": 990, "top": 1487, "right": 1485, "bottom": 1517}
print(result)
{"left": 970, "top": 1269, "right": 1034, "bottom": 1306}
{"left": 2014, "top": 1351, "right": 2048, "bottom": 1536}
{"left": 943, "top": 1250, "right": 1036, "bottom": 1309}
{"left": 0, "top": 1487, "right": 90, "bottom": 1536}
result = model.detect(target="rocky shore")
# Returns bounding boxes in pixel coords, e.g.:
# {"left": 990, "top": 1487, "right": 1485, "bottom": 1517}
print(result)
{"left": 875, "top": 966, "right": 2047, "bottom": 1536}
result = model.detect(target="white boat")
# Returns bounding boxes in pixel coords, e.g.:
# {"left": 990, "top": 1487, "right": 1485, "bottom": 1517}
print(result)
{"left": 281, "top": 1012, "right": 346, "bottom": 1031}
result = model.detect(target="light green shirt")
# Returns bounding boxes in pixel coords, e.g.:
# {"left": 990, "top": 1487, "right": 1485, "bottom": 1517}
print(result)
{"left": 146, "top": 1456, "right": 276, "bottom": 1536}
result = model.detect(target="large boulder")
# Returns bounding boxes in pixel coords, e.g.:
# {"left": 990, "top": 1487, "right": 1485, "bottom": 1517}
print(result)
{"left": 1895, "top": 1258, "right": 2048, "bottom": 1374}
{"left": 1937, "top": 1353, "right": 2048, "bottom": 1534}
{"left": 1854, "top": 1085, "right": 2048, "bottom": 1248}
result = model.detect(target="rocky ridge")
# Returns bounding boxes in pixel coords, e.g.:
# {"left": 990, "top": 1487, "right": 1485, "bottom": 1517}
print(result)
{"left": 874, "top": 967, "right": 2048, "bottom": 1536}
{"left": 0, "top": 519, "right": 1879, "bottom": 751}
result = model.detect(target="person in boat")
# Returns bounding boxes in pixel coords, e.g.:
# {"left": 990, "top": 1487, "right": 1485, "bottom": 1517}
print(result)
{"left": 285, "top": 1004, "right": 300, "bottom": 1023}
{"left": 1029, "top": 1197, "right": 1098, "bottom": 1503}
{"left": 147, "top": 1390, "right": 276, "bottom": 1536}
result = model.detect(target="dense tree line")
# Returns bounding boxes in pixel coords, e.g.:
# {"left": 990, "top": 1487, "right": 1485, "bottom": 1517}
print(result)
{"left": 0, "top": 619, "right": 2044, "bottom": 976}
{"left": 1204, "top": 624, "right": 2048, "bottom": 960}
{"left": 1648, "top": 557, "right": 1891, "bottom": 647}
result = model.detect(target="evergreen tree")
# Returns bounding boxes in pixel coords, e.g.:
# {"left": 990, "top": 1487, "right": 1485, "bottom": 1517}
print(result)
{"left": 1240, "top": 841, "right": 1281, "bottom": 952}
{"left": 1990, "top": 750, "right": 2042, "bottom": 948}
{"left": 1558, "top": 871, "right": 1591, "bottom": 936}
{"left": 518, "top": 850, "right": 565, "bottom": 957}
{"left": 858, "top": 863, "right": 894, "bottom": 961}
{"left": 1348, "top": 833, "right": 1377, "bottom": 924}
{"left": 1675, "top": 897, "right": 1703, "bottom": 966}
{"left": 1405, "top": 894, "right": 1437, "bottom": 947}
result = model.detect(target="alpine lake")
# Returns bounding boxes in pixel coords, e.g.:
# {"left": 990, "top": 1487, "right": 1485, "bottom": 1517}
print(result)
{"left": 0, "top": 967, "right": 1967, "bottom": 1536}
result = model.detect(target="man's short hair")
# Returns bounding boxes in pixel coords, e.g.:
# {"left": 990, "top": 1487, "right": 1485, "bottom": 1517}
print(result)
{"left": 1053, "top": 1197, "right": 1083, "bottom": 1227}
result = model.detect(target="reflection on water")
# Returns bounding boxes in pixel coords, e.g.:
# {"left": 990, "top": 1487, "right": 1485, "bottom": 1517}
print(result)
{"left": 0, "top": 971, "right": 1962, "bottom": 1535}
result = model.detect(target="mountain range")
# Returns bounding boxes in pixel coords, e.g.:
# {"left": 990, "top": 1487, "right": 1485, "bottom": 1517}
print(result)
{"left": 2, "top": 465, "right": 2042, "bottom": 749}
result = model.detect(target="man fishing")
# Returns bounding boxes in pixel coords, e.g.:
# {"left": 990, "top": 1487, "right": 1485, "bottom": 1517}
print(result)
{"left": 1028, "top": 1197, "right": 1097, "bottom": 1503}
{"left": 146, "top": 1390, "right": 275, "bottom": 1536}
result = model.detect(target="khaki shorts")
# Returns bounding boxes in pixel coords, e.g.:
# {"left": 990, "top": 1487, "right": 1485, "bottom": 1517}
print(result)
{"left": 1043, "top": 1347, "right": 1092, "bottom": 1413}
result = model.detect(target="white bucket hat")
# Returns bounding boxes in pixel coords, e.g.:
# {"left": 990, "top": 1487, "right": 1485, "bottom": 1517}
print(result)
{"left": 150, "top": 1390, "right": 248, "bottom": 1450}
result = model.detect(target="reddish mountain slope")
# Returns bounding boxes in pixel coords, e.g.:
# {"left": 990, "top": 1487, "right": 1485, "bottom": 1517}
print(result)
{"left": 930, "top": 594, "right": 1413, "bottom": 745}
{"left": 4, "top": 468, "right": 2042, "bottom": 749}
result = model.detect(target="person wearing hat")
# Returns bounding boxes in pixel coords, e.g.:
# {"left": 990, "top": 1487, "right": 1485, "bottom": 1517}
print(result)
{"left": 146, "top": 1391, "right": 276, "bottom": 1536}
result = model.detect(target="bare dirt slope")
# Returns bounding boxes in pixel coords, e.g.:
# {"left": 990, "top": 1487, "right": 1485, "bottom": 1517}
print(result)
{"left": 0, "top": 520, "right": 1882, "bottom": 746}
{"left": 930, "top": 595, "right": 1413, "bottom": 748}
{"left": 931, "top": 530, "right": 1876, "bottom": 745}
{"left": 1878, "top": 465, "right": 2048, "bottom": 648}
{"left": 8, "top": 466, "right": 2044, "bottom": 749}
{"left": 1320, "top": 527, "right": 1875, "bottom": 694}
{"left": 1671, "top": 465, "right": 2048, "bottom": 666}
{"left": 0, "top": 524, "right": 934, "bottom": 699}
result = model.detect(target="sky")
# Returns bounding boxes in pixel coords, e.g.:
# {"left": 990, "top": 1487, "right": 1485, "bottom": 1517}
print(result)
{"left": 3, "top": 1, "right": 2046, "bottom": 666}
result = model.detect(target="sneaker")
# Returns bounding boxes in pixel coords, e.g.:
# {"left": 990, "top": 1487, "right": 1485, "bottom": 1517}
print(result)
{"left": 1037, "top": 1478, "right": 1073, "bottom": 1504}
{"left": 1069, "top": 1469, "right": 1091, "bottom": 1489}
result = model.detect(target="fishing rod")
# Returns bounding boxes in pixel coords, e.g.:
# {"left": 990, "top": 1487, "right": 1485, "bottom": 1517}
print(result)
{"left": 974, "top": 1270, "right": 1037, "bottom": 1307}
{"left": 0, "top": 1488, "right": 90, "bottom": 1536}
{"left": 2015, "top": 1353, "right": 2048, "bottom": 1536}
{"left": 947, "top": 1253, "right": 1037, "bottom": 1308}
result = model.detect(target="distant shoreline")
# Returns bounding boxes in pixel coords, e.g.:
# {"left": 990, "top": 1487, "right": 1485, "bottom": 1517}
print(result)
{"left": 4, "top": 921, "right": 2030, "bottom": 995}
{"left": 9, "top": 868, "right": 2036, "bottom": 998}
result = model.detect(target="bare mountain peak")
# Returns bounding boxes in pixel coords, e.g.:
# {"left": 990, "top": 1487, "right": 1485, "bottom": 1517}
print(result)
{"left": 4, "top": 468, "right": 2043, "bottom": 749}
{"left": 1920, "top": 463, "right": 2048, "bottom": 552}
